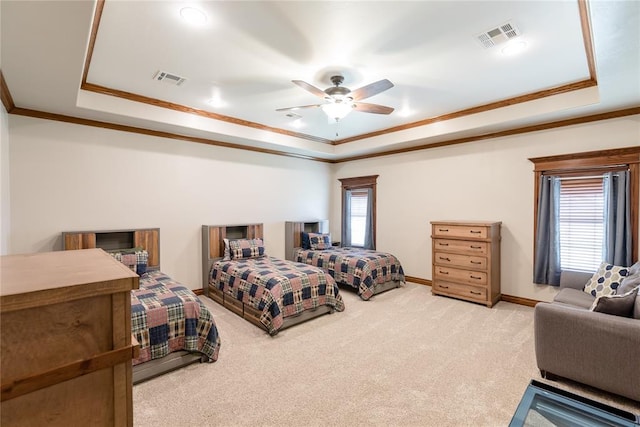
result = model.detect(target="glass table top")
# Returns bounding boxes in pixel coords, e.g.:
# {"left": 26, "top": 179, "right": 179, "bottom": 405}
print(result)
{"left": 510, "top": 380, "right": 639, "bottom": 427}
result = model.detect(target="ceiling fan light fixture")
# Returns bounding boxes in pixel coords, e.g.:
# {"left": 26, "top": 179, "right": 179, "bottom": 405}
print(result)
{"left": 322, "top": 101, "right": 353, "bottom": 122}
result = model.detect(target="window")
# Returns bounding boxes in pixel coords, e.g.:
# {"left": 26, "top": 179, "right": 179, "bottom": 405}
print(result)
{"left": 530, "top": 147, "right": 639, "bottom": 285}
{"left": 339, "top": 175, "right": 378, "bottom": 249}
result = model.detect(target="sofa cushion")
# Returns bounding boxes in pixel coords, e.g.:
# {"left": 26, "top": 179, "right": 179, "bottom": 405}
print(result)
{"left": 583, "top": 262, "right": 631, "bottom": 298}
{"left": 635, "top": 293, "right": 640, "bottom": 319}
{"left": 553, "top": 288, "right": 595, "bottom": 309}
{"left": 590, "top": 286, "right": 638, "bottom": 318}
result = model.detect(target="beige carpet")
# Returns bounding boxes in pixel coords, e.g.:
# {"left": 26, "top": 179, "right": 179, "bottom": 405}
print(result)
{"left": 133, "top": 282, "right": 640, "bottom": 426}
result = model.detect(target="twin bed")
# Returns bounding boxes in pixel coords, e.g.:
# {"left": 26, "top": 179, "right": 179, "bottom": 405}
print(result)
{"left": 202, "top": 224, "right": 345, "bottom": 335}
{"left": 285, "top": 221, "right": 405, "bottom": 300}
{"left": 59, "top": 221, "right": 403, "bottom": 381}
{"left": 62, "top": 228, "right": 221, "bottom": 383}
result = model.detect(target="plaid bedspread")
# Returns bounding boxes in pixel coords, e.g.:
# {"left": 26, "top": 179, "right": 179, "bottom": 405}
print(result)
{"left": 295, "top": 247, "right": 405, "bottom": 300}
{"left": 131, "top": 270, "right": 221, "bottom": 365}
{"left": 210, "top": 257, "right": 345, "bottom": 335}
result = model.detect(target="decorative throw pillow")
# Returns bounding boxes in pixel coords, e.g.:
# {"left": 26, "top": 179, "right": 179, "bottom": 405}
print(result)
{"left": 618, "top": 272, "right": 640, "bottom": 295}
{"left": 301, "top": 232, "right": 311, "bottom": 249}
{"left": 229, "top": 238, "right": 265, "bottom": 260}
{"left": 583, "top": 262, "right": 631, "bottom": 298}
{"left": 308, "top": 233, "right": 331, "bottom": 250}
{"left": 109, "top": 249, "right": 148, "bottom": 275}
{"left": 590, "top": 286, "right": 638, "bottom": 318}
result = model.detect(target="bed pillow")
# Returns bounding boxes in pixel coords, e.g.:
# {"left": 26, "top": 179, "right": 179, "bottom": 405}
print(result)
{"left": 229, "top": 238, "right": 265, "bottom": 260}
{"left": 301, "top": 232, "right": 311, "bottom": 249}
{"left": 590, "top": 286, "right": 638, "bottom": 318}
{"left": 109, "top": 248, "right": 148, "bottom": 275}
{"left": 308, "top": 233, "right": 331, "bottom": 250}
{"left": 583, "top": 262, "right": 631, "bottom": 298}
{"left": 223, "top": 238, "right": 232, "bottom": 261}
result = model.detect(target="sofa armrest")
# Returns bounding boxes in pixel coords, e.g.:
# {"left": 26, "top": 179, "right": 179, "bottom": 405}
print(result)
{"left": 534, "top": 302, "right": 640, "bottom": 401}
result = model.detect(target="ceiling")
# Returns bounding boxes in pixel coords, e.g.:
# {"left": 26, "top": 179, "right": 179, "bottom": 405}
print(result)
{"left": 1, "top": 1, "right": 639, "bottom": 161}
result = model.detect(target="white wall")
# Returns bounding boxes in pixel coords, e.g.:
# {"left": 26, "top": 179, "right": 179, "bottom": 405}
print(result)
{"left": 331, "top": 115, "right": 640, "bottom": 302}
{"left": 8, "top": 113, "right": 640, "bottom": 300}
{"left": 1, "top": 103, "right": 9, "bottom": 255}
{"left": 8, "top": 115, "right": 332, "bottom": 289}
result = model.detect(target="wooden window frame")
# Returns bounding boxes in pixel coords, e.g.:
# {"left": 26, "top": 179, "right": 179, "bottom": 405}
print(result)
{"left": 529, "top": 147, "right": 640, "bottom": 266}
{"left": 339, "top": 175, "right": 379, "bottom": 248}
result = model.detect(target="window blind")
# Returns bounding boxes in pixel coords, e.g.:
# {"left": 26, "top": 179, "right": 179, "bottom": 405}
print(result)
{"left": 349, "top": 189, "right": 368, "bottom": 246}
{"left": 558, "top": 177, "right": 604, "bottom": 272}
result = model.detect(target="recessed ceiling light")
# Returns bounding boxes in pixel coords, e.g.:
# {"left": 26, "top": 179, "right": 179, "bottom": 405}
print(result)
{"left": 397, "top": 107, "right": 414, "bottom": 118}
{"left": 207, "top": 97, "right": 226, "bottom": 109}
{"left": 289, "top": 119, "right": 305, "bottom": 129}
{"left": 501, "top": 40, "right": 528, "bottom": 56}
{"left": 180, "top": 7, "right": 207, "bottom": 26}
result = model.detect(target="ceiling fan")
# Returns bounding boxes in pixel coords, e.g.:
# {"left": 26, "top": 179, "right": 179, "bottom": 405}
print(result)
{"left": 276, "top": 75, "right": 395, "bottom": 122}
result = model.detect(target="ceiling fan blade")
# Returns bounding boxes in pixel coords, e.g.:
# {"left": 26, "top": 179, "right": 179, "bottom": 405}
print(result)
{"left": 350, "top": 79, "right": 394, "bottom": 101}
{"left": 353, "top": 102, "right": 394, "bottom": 115}
{"left": 275, "top": 104, "right": 323, "bottom": 112}
{"left": 291, "top": 80, "right": 328, "bottom": 99}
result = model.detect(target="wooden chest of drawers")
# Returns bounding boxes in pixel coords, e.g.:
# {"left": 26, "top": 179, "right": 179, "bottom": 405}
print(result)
{"left": 431, "top": 221, "right": 501, "bottom": 307}
{"left": 1, "top": 249, "right": 139, "bottom": 426}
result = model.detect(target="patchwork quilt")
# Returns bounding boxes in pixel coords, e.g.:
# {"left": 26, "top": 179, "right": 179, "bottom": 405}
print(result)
{"left": 210, "top": 257, "right": 345, "bottom": 335}
{"left": 295, "top": 247, "right": 405, "bottom": 300}
{"left": 131, "top": 270, "right": 221, "bottom": 365}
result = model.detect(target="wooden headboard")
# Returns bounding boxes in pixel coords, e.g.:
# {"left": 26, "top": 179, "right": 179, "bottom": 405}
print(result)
{"left": 62, "top": 228, "right": 160, "bottom": 271}
{"left": 201, "top": 223, "right": 264, "bottom": 294}
{"left": 284, "top": 220, "right": 329, "bottom": 261}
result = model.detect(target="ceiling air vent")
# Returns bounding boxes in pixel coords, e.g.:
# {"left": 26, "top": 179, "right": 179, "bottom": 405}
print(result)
{"left": 153, "top": 70, "right": 187, "bottom": 86}
{"left": 476, "top": 21, "right": 521, "bottom": 48}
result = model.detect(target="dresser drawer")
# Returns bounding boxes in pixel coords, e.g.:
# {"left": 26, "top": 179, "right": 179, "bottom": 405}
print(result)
{"left": 433, "top": 239, "right": 488, "bottom": 255}
{"left": 434, "top": 252, "right": 487, "bottom": 270}
{"left": 433, "top": 280, "right": 487, "bottom": 301}
{"left": 434, "top": 266, "right": 487, "bottom": 286}
{"left": 432, "top": 224, "right": 488, "bottom": 239}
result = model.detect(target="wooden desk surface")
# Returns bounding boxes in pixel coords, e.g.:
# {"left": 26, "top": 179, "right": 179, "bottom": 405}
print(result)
{"left": 1, "top": 248, "right": 138, "bottom": 312}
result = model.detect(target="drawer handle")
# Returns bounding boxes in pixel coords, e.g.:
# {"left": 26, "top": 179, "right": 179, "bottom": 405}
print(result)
{"left": 439, "top": 228, "right": 449, "bottom": 232}
{"left": 440, "top": 285, "right": 449, "bottom": 289}
{"left": 470, "top": 291, "right": 482, "bottom": 295}
{"left": 470, "top": 230, "right": 481, "bottom": 234}
{"left": 439, "top": 257, "right": 451, "bottom": 261}
{"left": 470, "top": 275, "right": 482, "bottom": 280}
{"left": 470, "top": 261, "right": 481, "bottom": 264}
{"left": 470, "top": 245, "right": 482, "bottom": 249}
{"left": 439, "top": 270, "right": 449, "bottom": 275}
{"left": 438, "top": 243, "right": 449, "bottom": 246}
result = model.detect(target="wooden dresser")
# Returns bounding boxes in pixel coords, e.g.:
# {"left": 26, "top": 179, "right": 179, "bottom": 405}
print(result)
{"left": 431, "top": 221, "right": 501, "bottom": 307}
{"left": 1, "top": 249, "right": 139, "bottom": 426}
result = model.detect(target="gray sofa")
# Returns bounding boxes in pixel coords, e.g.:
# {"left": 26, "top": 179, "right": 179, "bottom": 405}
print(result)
{"left": 534, "top": 269, "right": 640, "bottom": 402}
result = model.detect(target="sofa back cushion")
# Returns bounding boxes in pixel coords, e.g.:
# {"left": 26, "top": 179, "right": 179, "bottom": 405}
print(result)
{"left": 559, "top": 270, "right": 592, "bottom": 290}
